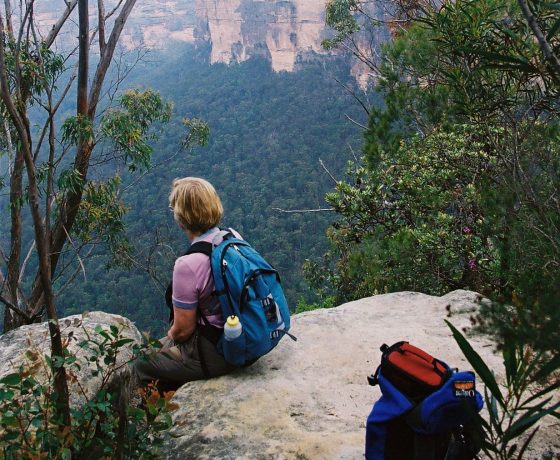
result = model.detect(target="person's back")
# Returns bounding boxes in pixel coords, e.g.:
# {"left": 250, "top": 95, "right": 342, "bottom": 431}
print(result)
{"left": 133, "top": 178, "right": 238, "bottom": 393}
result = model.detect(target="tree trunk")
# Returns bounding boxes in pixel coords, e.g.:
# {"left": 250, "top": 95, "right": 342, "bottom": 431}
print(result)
{"left": 4, "top": 147, "right": 23, "bottom": 331}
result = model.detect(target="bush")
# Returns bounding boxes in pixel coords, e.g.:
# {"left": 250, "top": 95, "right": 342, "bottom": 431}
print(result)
{"left": 0, "top": 324, "right": 174, "bottom": 459}
{"left": 447, "top": 320, "right": 560, "bottom": 459}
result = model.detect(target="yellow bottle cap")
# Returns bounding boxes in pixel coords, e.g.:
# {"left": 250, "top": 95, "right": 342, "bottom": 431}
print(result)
{"left": 226, "top": 315, "right": 239, "bottom": 327}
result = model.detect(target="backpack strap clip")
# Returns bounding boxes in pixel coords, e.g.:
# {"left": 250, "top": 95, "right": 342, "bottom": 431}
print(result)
{"left": 367, "top": 366, "right": 380, "bottom": 386}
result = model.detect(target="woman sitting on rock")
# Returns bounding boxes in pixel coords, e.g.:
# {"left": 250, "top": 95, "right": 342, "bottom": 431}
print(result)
{"left": 134, "top": 177, "right": 237, "bottom": 392}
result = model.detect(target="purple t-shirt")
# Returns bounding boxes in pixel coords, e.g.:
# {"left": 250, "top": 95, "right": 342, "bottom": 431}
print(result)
{"left": 171, "top": 227, "right": 240, "bottom": 328}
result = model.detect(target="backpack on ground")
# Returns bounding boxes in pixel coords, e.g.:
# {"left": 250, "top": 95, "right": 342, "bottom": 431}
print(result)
{"left": 166, "top": 229, "right": 295, "bottom": 368}
{"left": 365, "top": 341, "right": 483, "bottom": 460}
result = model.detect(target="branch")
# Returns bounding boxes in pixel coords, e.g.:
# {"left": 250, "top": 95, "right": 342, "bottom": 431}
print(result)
{"left": 0, "top": 293, "right": 32, "bottom": 322}
{"left": 77, "top": 0, "right": 89, "bottom": 117}
{"left": 55, "top": 246, "right": 93, "bottom": 296}
{"left": 347, "top": 142, "right": 360, "bottom": 164}
{"left": 14, "top": 2, "right": 33, "bottom": 103}
{"left": 122, "top": 144, "right": 185, "bottom": 192}
{"left": 106, "top": 0, "right": 126, "bottom": 20}
{"left": 98, "top": 0, "right": 106, "bottom": 54}
{"left": 3, "top": 0, "right": 13, "bottom": 39}
{"left": 61, "top": 225, "right": 87, "bottom": 283}
{"left": 345, "top": 114, "right": 368, "bottom": 130}
{"left": 319, "top": 158, "right": 339, "bottom": 184}
{"left": 272, "top": 207, "right": 334, "bottom": 213}
{"left": 2, "top": 117, "right": 14, "bottom": 174}
{"left": 333, "top": 76, "right": 370, "bottom": 115}
{"left": 44, "top": 0, "right": 78, "bottom": 48}
{"left": 18, "top": 239, "right": 36, "bottom": 285}
{"left": 88, "top": 0, "right": 137, "bottom": 117}
{"left": 517, "top": 0, "right": 560, "bottom": 79}
{"left": 33, "top": 70, "right": 77, "bottom": 162}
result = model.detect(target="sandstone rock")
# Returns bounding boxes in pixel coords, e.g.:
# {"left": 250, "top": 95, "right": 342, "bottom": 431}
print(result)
{"left": 0, "top": 311, "right": 142, "bottom": 408}
{"left": 164, "top": 290, "right": 559, "bottom": 459}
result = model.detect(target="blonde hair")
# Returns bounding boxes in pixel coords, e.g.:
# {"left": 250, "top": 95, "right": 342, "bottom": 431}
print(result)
{"left": 169, "top": 177, "right": 223, "bottom": 233}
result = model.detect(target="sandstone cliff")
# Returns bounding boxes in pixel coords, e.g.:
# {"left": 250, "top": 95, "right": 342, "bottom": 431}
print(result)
{"left": 33, "top": 0, "right": 377, "bottom": 88}
{"left": 192, "top": 0, "right": 328, "bottom": 72}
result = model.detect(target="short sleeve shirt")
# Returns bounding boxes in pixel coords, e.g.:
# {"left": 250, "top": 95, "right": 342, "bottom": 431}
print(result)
{"left": 171, "top": 227, "right": 240, "bottom": 328}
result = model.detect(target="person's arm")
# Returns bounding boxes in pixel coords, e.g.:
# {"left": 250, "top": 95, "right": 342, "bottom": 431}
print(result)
{"left": 168, "top": 306, "right": 196, "bottom": 343}
{"left": 169, "top": 257, "right": 200, "bottom": 343}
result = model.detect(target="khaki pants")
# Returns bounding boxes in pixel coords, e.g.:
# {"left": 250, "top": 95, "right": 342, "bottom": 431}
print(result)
{"left": 133, "top": 330, "right": 236, "bottom": 393}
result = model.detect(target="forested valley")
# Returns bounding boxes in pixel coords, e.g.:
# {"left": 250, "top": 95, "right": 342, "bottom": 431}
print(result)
{"left": 27, "top": 49, "right": 367, "bottom": 336}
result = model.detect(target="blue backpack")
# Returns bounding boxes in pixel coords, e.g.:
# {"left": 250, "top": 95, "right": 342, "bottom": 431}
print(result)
{"left": 167, "top": 229, "right": 295, "bottom": 370}
{"left": 365, "top": 342, "right": 483, "bottom": 460}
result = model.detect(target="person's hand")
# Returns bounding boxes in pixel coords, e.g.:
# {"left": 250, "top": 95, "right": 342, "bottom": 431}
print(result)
{"left": 162, "top": 332, "right": 175, "bottom": 349}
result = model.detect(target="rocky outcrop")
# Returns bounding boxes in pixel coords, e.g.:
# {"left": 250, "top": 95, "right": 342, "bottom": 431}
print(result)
{"left": 0, "top": 311, "right": 142, "bottom": 408}
{"left": 163, "top": 290, "right": 559, "bottom": 459}
{"left": 1, "top": 292, "right": 557, "bottom": 458}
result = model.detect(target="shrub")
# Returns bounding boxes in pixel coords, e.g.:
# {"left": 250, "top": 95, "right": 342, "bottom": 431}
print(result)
{"left": 0, "top": 324, "right": 174, "bottom": 459}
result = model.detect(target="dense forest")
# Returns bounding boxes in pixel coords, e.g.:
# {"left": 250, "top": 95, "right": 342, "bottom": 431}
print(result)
{"left": 54, "top": 49, "right": 367, "bottom": 335}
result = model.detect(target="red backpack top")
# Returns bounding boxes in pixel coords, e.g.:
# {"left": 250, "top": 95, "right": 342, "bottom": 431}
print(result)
{"left": 368, "top": 341, "right": 451, "bottom": 401}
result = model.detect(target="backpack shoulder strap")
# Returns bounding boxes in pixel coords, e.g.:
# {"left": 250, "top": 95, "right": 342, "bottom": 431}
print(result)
{"left": 186, "top": 241, "right": 213, "bottom": 257}
{"left": 165, "top": 241, "right": 213, "bottom": 314}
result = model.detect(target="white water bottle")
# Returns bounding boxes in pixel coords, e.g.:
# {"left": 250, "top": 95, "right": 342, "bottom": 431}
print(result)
{"left": 224, "top": 315, "right": 242, "bottom": 341}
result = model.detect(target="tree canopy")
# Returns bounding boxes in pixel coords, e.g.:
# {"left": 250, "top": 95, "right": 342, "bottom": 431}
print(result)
{"left": 314, "top": 0, "right": 560, "bottom": 354}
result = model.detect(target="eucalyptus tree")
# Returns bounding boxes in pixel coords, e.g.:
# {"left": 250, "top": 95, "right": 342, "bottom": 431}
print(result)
{"left": 0, "top": 0, "right": 176, "bottom": 423}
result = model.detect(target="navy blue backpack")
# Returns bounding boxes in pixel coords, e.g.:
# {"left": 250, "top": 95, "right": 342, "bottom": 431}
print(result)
{"left": 365, "top": 342, "right": 484, "bottom": 460}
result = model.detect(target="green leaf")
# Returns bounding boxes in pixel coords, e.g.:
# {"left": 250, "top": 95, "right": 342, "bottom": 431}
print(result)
{"left": 115, "top": 338, "right": 134, "bottom": 348}
{"left": 503, "top": 400, "right": 560, "bottom": 443}
{"left": 127, "top": 406, "right": 146, "bottom": 420}
{"left": 507, "top": 443, "right": 518, "bottom": 458}
{"left": 488, "top": 391, "right": 503, "bottom": 436}
{"left": 471, "top": 50, "right": 539, "bottom": 72}
{"left": 520, "top": 380, "right": 560, "bottom": 407}
{"left": 546, "top": 18, "right": 560, "bottom": 41}
{"left": 0, "top": 388, "right": 15, "bottom": 400}
{"left": 3, "top": 430, "right": 20, "bottom": 441}
{"left": 446, "top": 320, "right": 504, "bottom": 406}
{"left": 503, "top": 337, "right": 517, "bottom": 387}
{"left": 0, "top": 373, "right": 21, "bottom": 386}
{"left": 51, "top": 355, "right": 65, "bottom": 369}
{"left": 518, "top": 350, "right": 545, "bottom": 386}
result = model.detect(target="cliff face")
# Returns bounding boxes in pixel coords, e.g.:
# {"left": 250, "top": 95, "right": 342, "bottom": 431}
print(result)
{"left": 125, "top": 0, "right": 331, "bottom": 73}
{"left": 34, "top": 0, "right": 375, "bottom": 86}
{"left": 191, "top": 0, "right": 328, "bottom": 72}
{"left": 124, "top": 0, "right": 377, "bottom": 85}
